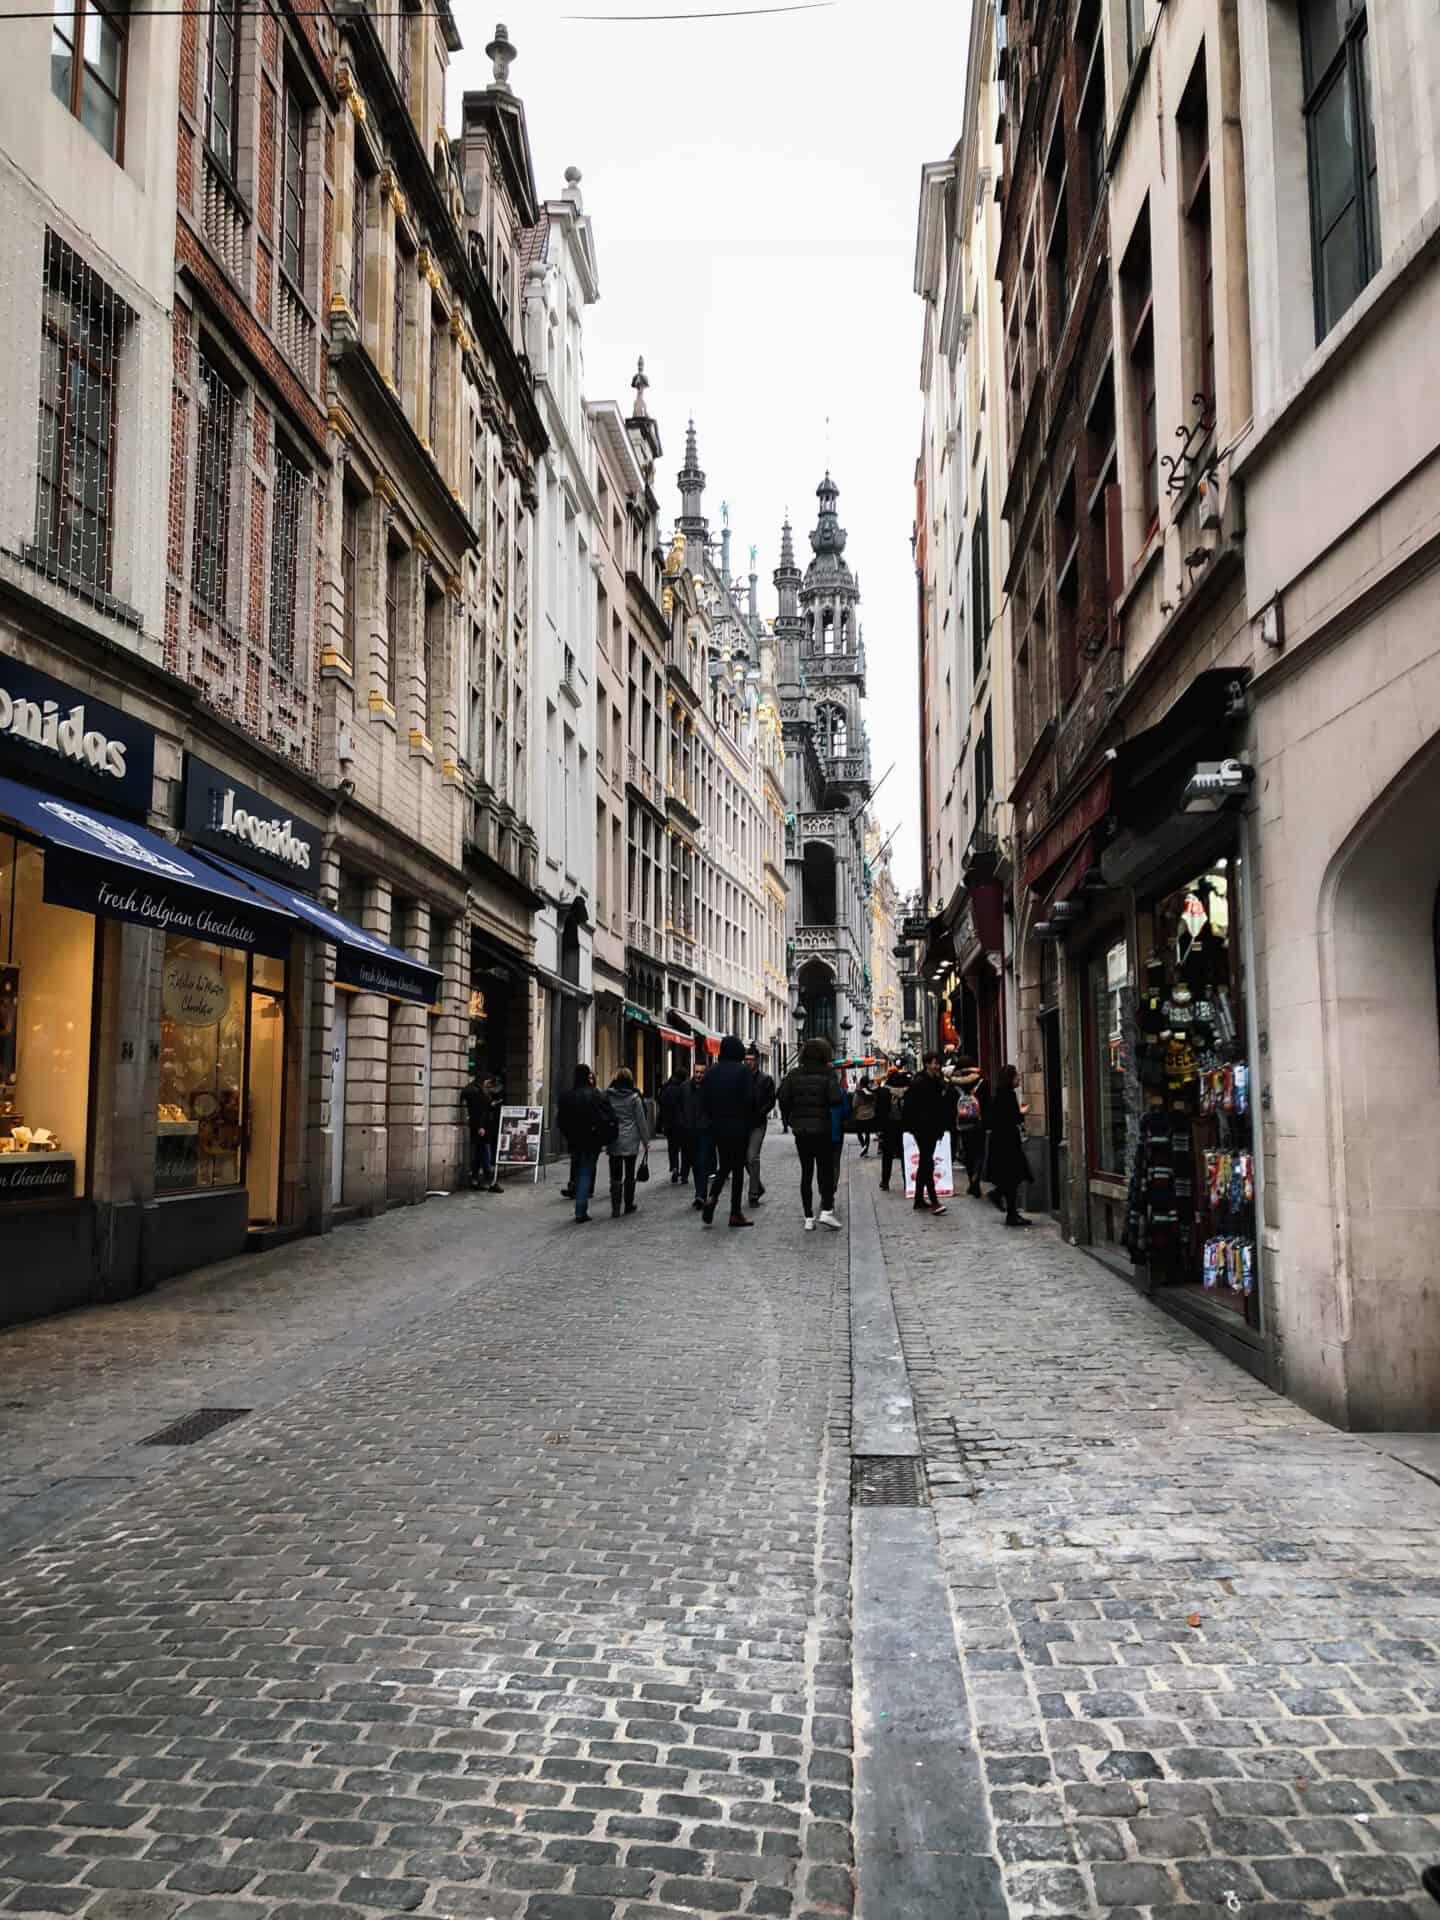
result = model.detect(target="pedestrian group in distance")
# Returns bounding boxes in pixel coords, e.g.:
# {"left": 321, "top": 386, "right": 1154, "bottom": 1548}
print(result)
{"left": 467, "top": 1033, "right": 1035, "bottom": 1231}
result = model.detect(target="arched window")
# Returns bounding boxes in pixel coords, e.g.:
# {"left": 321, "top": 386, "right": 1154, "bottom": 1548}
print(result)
{"left": 802, "top": 841, "right": 837, "bottom": 925}
{"left": 818, "top": 703, "right": 848, "bottom": 759}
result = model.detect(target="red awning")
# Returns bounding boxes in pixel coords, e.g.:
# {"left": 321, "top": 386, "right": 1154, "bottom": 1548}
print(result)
{"left": 1022, "top": 758, "right": 1114, "bottom": 891}
{"left": 658, "top": 1026, "right": 693, "bottom": 1048}
{"left": 1044, "top": 830, "right": 1098, "bottom": 913}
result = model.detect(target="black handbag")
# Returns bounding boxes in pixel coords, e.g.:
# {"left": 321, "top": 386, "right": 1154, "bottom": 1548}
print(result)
{"left": 636, "top": 1160, "right": 650, "bottom": 1183}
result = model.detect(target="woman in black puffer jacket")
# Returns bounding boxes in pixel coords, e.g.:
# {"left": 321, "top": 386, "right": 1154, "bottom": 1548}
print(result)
{"left": 777, "top": 1036, "right": 844, "bottom": 1228}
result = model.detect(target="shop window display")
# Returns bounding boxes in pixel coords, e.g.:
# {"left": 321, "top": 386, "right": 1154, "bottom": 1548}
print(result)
{"left": 156, "top": 934, "right": 247, "bottom": 1191}
{"left": 1124, "top": 855, "right": 1258, "bottom": 1320}
{"left": 0, "top": 833, "right": 95, "bottom": 1201}
{"left": 1088, "top": 937, "right": 1131, "bottom": 1176}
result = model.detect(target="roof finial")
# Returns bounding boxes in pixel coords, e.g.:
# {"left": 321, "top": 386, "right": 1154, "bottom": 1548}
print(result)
{"left": 563, "top": 165, "right": 583, "bottom": 208}
{"left": 486, "top": 22, "right": 516, "bottom": 87}
{"left": 631, "top": 354, "right": 650, "bottom": 418}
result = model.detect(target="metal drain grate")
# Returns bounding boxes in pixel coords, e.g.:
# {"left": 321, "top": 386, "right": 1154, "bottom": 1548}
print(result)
{"left": 140, "top": 1408, "right": 252, "bottom": 1447}
{"left": 851, "top": 1455, "right": 929, "bottom": 1506}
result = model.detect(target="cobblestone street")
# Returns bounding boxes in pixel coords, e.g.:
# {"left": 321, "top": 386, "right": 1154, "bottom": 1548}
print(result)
{"left": 4, "top": 1152, "right": 1440, "bottom": 1919}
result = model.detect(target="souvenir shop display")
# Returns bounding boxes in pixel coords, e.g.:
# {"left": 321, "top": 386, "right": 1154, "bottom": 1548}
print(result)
{"left": 1124, "top": 860, "right": 1258, "bottom": 1314}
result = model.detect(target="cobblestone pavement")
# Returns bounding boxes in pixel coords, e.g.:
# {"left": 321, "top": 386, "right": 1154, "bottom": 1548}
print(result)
{"left": 872, "top": 1170, "right": 1440, "bottom": 1919}
{"left": 0, "top": 1160, "right": 853, "bottom": 1920}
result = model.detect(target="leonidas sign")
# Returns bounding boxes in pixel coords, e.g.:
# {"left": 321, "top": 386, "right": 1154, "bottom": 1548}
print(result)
{"left": 183, "top": 757, "right": 320, "bottom": 891}
{"left": 0, "top": 658, "right": 155, "bottom": 818}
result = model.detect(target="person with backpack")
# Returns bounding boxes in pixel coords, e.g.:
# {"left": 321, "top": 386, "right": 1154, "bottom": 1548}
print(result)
{"left": 556, "top": 1064, "right": 617, "bottom": 1224}
{"left": 777, "top": 1036, "right": 844, "bottom": 1229}
{"left": 953, "top": 1056, "right": 990, "bottom": 1198}
{"left": 743, "top": 1043, "right": 777, "bottom": 1208}
{"left": 605, "top": 1068, "right": 651, "bottom": 1217}
{"left": 657, "top": 1064, "right": 692, "bottom": 1184}
{"left": 875, "top": 1068, "right": 910, "bottom": 1192}
{"left": 902, "top": 1052, "right": 949, "bottom": 1216}
{"left": 699, "top": 1036, "right": 760, "bottom": 1227}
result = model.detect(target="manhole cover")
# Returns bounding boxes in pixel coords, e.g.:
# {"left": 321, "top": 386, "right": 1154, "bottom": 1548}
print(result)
{"left": 140, "top": 1408, "right": 252, "bottom": 1447}
{"left": 851, "top": 1455, "right": 929, "bottom": 1506}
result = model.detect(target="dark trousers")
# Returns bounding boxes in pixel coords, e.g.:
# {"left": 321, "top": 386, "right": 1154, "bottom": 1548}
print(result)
{"left": 708, "top": 1137, "right": 747, "bottom": 1216}
{"left": 608, "top": 1153, "right": 638, "bottom": 1213}
{"left": 692, "top": 1131, "right": 714, "bottom": 1201}
{"left": 666, "top": 1131, "right": 688, "bottom": 1178}
{"left": 796, "top": 1135, "right": 836, "bottom": 1217}
{"left": 960, "top": 1127, "right": 985, "bottom": 1190}
{"left": 912, "top": 1137, "right": 939, "bottom": 1209}
{"left": 880, "top": 1129, "right": 901, "bottom": 1188}
{"left": 469, "top": 1133, "right": 493, "bottom": 1185}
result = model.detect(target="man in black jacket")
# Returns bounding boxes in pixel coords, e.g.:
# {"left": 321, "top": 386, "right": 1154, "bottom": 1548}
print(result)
{"left": 555, "top": 1065, "right": 615, "bottom": 1223}
{"left": 874, "top": 1069, "right": 910, "bottom": 1192}
{"left": 657, "top": 1065, "right": 692, "bottom": 1183}
{"left": 902, "top": 1052, "right": 949, "bottom": 1216}
{"left": 460, "top": 1070, "right": 497, "bottom": 1190}
{"left": 699, "top": 1036, "right": 759, "bottom": 1227}
{"left": 743, "top": 1043, "right": 777, "bottom": 1208}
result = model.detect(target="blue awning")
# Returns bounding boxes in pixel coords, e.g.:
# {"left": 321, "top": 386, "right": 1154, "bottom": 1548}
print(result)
{"left": 204, "top": 853, "right": 443, "bottom": 1007}
{"left": 0, "top": 771, "right": 295, "bottom": 958}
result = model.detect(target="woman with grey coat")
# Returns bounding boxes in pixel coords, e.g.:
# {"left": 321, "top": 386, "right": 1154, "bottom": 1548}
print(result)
{"left": 606, "top": 1069, "right": 652, "bottom": 1217}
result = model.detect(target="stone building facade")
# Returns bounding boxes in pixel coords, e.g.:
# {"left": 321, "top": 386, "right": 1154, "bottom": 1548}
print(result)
{"left": 525, "top": 165, "right": 599, "bottom": 1137}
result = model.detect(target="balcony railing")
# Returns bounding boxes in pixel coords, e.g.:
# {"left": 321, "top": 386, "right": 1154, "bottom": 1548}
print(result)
{"left": 202, "top": 151, "right": 247, "bottom": 286}
{"left": 626, "top": 915, "right": 662, "bottom": 962}
{"left": 275, "top": 271, "right": 316, "bottom": 384}
{"left": 626, "top": 748, "right": 664, "bottom": 811}
{"left": 826, "top": 752, "right": 870, "bottom": 787}
{"left": 668, "top": 926, "right": 696, "bottom": 968}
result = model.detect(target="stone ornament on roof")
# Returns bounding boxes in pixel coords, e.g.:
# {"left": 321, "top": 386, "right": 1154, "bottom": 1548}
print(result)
{"left": 486, "top": 23, "right": 516, "bottom": 88}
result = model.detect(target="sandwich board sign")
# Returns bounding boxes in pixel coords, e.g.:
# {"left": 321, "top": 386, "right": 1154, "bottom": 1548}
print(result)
{"left": 496, "top": 1105, "right": 544, "bottom": 1183}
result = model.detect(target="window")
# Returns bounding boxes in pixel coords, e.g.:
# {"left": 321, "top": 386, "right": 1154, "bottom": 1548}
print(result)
{"left": 281, "top": 80, "right": 306, "bottom": 286}
{"left": 202, "top": 0, "right": 240, "bottom": 174}
{"left": 396, "top": 0, "right": 415, "bottom": 110}
{"left": 428, "top": 310, "right": 440, "bottom": 447}
{"left": 392, "top": 246, "right": 409, "bottom": 394}
{"left": 35, "top": 234, "right": 126, "bottom": 594}
{"left": 268, "top": 443, "right": 305, "bottom": 676}
{"left": 1300, "top": 0, "right": 1379, "bottom": 340}
{"left": 970, "top": 474, "right": 990, "bottom": 679}
{"left": 384, "top": 544, "right": 402, "bottom": 704}
{"left": 51, "top": 0, "right": 126, "bottom": 160}
{"left": 0, "top": 834, "right": 97, "bottom": 1201}
{"left": 1178, "top": 53, "right": 1216, "bottom": 421}
{"left": 192, "top": 349, "right": 237, "bottom": 614}
{"left": 351, "top": 166, "right": 369, "bottom": 318}
{"left": 422, "top": 588, "right": 442, "bottom": 739}
{"left": 341, "top": 488, "right": 360, "bottom": 661}
{"left": 1087, "top": 939, "right": 1130, "bottom": 1176}
{"left": 1121, "top": 210, "right": 1158, "bottom": 538}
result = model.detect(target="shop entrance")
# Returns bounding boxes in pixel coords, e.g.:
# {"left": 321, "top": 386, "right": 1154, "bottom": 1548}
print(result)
{"left": 1042, "top": 1007, "right": 1063, "bottom": 1209}
{"left": 330, "top": 992, "right": 349, "bottom": 1209}
{"left": 245, "top": 979, "right": 284, "bottom": 1225}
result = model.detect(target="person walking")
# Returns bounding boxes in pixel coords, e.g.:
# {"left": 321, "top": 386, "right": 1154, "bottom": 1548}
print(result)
{"left": 657, "top": 1064, "right": 691, "bottom": 1184}
{"left": 460, "top": 1069, "right": 498, "bottom": 1192}
{"left": 682, "top": 1059, "right": 712, "bottom": 1210}
{"left": 953, "top": 1056, "right": 991, "bottom": 1198}
{"left": 699, "top": 1036, "right": 759, "bottom": 1227}
{"left": 902, "top": 1052, "right": 949, "bottom": 1216}
{"left": 743, "top": 1043, "right": 777, "bottom": 1208}
{"left": 988, "top": 1063, "right": 1033, "bottom": 1227}
{"left": 605, "top": 1068, "right": 651, "bottom": 1217}
{"left": 852, "top": 1075, "right": 877, "bottom": 1156}
{"left": 555, "top": 1065, "right": 616, "bottom": 1224}
{"left": 777, "top": 1036, "right": 844, "bottom": 1229}
{"left": 875, "top": 1067, "right": 909, "bottom": 1192}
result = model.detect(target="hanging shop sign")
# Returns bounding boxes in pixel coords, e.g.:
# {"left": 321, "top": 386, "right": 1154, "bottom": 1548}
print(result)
{"left": 0, "top": 659, "right": 155, "bottom": 818}
{"left": 900, "top": 916, "right": 931, "bottom": 942}
{"left": 183, "top": 758, "right": 321, "bottom": 891}
{"left": 1181, "top": 759, "right": 1253, "bottom": 813}
{"left": 162, "top": 954, "right": 231, "bottom": 1026}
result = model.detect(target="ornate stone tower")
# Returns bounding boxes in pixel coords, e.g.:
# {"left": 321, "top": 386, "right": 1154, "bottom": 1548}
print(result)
{"left": 778, "top": 474, "right": 873, "bottom": 1051}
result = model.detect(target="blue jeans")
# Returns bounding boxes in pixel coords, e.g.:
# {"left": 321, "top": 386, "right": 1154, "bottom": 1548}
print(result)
{"left": 692, "top": 1131, "right": 714, "bottom": 1202}
{"left": 574, "top": 1150, "right": 600, "bottom": 1220}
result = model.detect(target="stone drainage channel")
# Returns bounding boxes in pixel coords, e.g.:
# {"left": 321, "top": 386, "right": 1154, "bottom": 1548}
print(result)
{"left": 847, "top": 1170, "right": 1007, "bottom": 1919}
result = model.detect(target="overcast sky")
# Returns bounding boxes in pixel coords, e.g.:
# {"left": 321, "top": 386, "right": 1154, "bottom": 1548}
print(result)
{"left": 451, "top": 1, "right": 967, "bottom": 891}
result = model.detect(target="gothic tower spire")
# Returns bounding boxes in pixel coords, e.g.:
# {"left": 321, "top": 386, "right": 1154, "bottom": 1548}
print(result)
{"left": 678, "top": 417, "right": 707, "bottom": 538}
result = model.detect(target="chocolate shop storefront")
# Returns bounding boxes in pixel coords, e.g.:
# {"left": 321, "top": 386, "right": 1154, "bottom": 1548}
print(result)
{"left": 1050, "top": 674, "right": 1273, "bottom": 1384}
{"left": 0, "top": 661, "right": 439, "bottom": 1328}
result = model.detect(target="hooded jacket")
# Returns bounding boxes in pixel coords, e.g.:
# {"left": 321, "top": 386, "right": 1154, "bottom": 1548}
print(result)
{"left": 778, "top": 1039, "right": 844, "bottom": 1139}
{"left": 700, "top": 1036, "right": 759, "bottom": 1141}
{"left": 680, "top": 1074, "right": 710, "bottom": 1134}
{"left": 605, "top": 1085, "right": 651, "bottom": 1158}
{"left": 658, "top": 1072, "right": 691, "bottom": 1135}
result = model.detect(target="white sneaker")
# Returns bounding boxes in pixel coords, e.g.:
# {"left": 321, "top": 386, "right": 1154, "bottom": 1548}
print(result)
{"left": 818, "top": 1210, "right": 841, "bottom": 1230}
{"left": 803, "top": 1216, "right": 816, "bottom": 1231}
